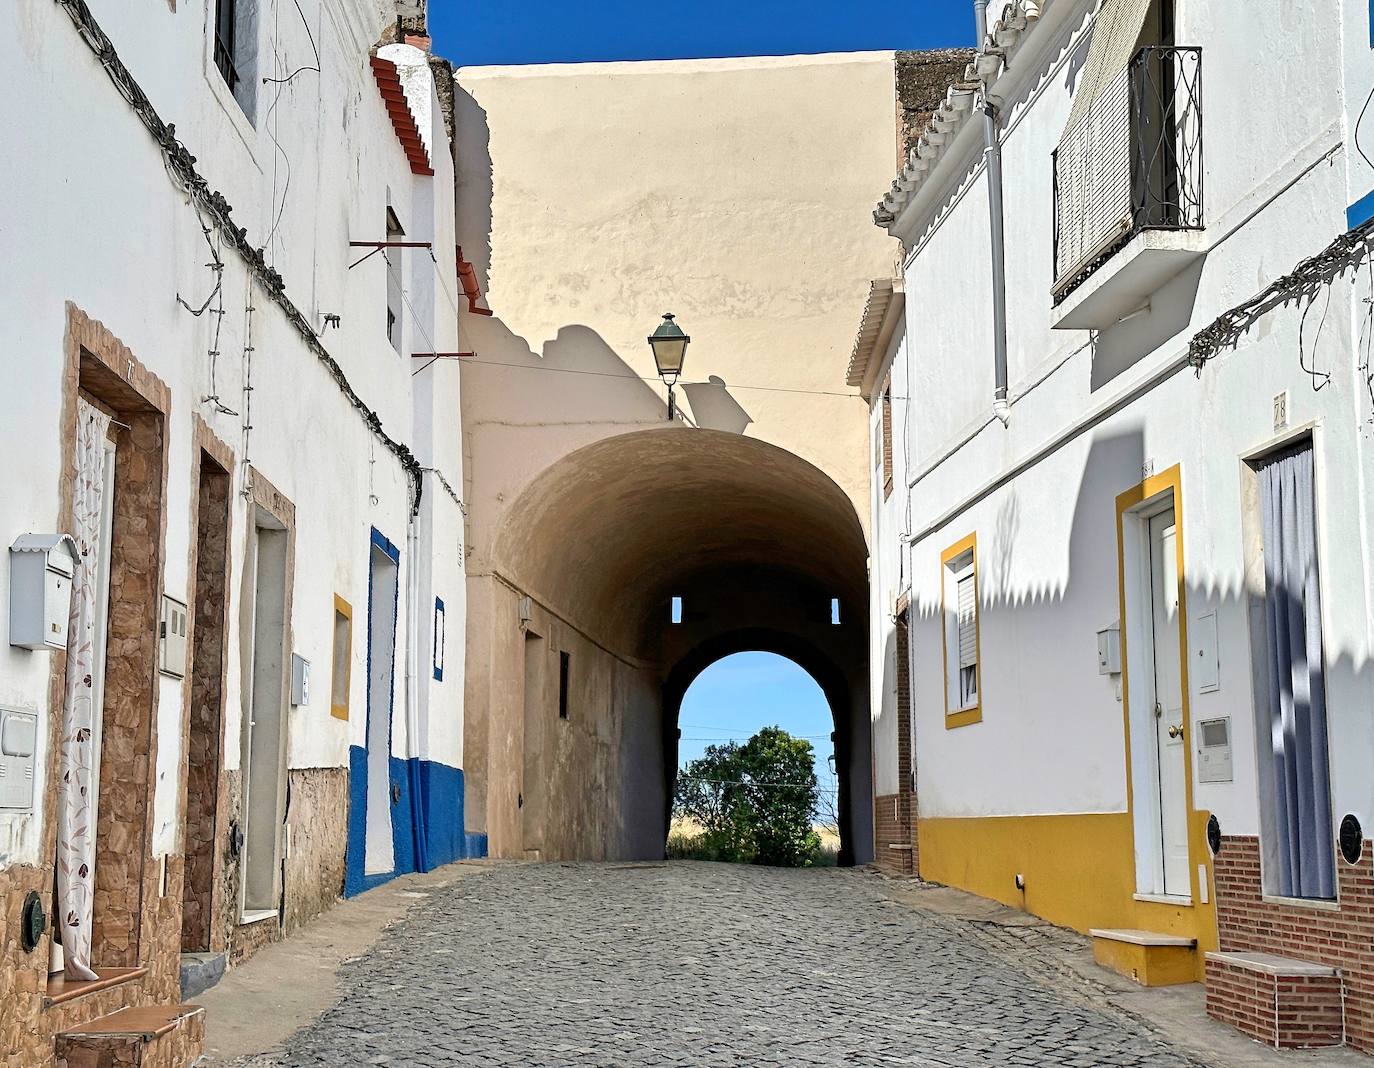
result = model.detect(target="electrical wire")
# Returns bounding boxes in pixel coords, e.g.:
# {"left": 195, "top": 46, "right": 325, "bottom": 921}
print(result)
{"left": 260, "top": 0, "right": 321, "bottom": 85}
{"left": 452, "top": 354, "right": 876, "bottom": 400}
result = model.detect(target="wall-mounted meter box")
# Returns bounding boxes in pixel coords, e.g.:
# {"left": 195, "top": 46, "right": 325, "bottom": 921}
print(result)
{"left": 1198, "top": 717, "right": 1233, "bottom": 783}
{"left": 159, "top": 596, "right": 188, "bottom": 678}
{"left": 1096, "top": 622, "right": 1121, "bottom": 675}
{"left": 0, "top": 709, "right": 38, "bottom": 810}
{"left": 290, "top": 653, "right": 311, "bottom": 706}
{"left": 9, "top": 534, "right": 78, "bottom": 651}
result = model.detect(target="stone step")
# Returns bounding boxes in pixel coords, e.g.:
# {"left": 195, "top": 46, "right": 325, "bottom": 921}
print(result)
{"left": 55, "top": 1003, "right": 204, "bottom": 1068}
{"left": 179, "top": 952, "right": 226, "bottom": 999}
{"left": 1089, "top": 928, "right": 1197, "bottom": 987}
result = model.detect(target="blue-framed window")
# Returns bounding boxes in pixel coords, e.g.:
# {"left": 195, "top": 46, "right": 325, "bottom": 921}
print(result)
{"left": 433, "top": 597, "right": 445, "bottom": 681}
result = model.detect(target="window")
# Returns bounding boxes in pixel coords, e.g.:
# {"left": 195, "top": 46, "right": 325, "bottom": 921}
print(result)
{"left": 830, "top": 597, "right": 841, "bottom": 626}
{"left": 941, "top": 535, "right": 981, "bottom": 727}
{"left": 670, "top": 596, "right": 683, "bottom": 624}
{"left": 330, "top": 595, "right": 352, "bottom": 721}
{"left": 433, "top": 597, "right": 445, "bottom": 682}
{"left": 1249, "top": 441, "right": 1334, "bottom": 899}
{"left": 213, "top": 0, "right": 257, "bottom": 117}
{"left": 386, "top": 206, "right": 404, "bottom": 353}
{"left": 558, "top": 651, "right": 570, "bottom": 720}
{"left": 881, "top": 378, "right": 894, "bottom": 499}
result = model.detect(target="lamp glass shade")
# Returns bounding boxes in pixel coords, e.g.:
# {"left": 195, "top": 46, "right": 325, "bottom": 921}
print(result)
{"left": 648, "top": 313, "right": 690, "bottom": 377}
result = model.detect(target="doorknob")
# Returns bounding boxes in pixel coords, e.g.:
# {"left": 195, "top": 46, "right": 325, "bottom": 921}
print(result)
{"left": 1168, "top": 723, "right": 1185, "bottom": 740}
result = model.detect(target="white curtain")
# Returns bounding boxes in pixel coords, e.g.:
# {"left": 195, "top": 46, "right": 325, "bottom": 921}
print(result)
{"left": 1259, "top": 444, "right": 1335, "bottom": 900}
{"left": 57, "top": 398, "right": 111, "bottom": 980}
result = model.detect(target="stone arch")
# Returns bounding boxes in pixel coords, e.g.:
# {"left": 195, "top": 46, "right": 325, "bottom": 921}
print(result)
{"left": 662, "top": 629, "right": 865, "bottom": 866}
{"left": 465, "top": 426, "right": 871, "bottom": 864}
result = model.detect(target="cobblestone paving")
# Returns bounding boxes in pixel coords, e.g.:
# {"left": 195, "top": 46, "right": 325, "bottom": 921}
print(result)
{"left": 233, "top": 861, "right": 1209, "bottom": 1067}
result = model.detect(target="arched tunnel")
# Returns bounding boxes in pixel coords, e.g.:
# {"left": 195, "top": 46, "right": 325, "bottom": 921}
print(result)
{"left": 466, "top": 426, "right": 873, "bottom": 865}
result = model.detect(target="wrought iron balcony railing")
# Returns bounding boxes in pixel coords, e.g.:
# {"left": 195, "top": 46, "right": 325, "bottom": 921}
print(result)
{"left": 1053, "top": 46, "right": 1203, "bottom": 301}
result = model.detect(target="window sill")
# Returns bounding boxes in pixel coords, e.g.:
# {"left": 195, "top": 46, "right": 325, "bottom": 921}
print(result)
{"left": 1260, "top": 893, "right": 1341, "bottom": 912}
{"left": 945, "top": 706, "right": 982, "bottom": 729}
{"left": 1134, "top": 892, "right": 1192, "bottom": 906}
{"left": 1051, "top": 228, "right": 1207, "bottom": 331}
{"left": 45, "top": 966, "right": 147, "bottom": 1008}
{"left": 239, "top": 908, "right": 279, "bottom": 926}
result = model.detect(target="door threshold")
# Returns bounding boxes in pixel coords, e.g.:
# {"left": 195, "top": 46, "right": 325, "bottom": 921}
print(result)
{"left": 1133, "top": 891, "right": 1192, "bottom": 906}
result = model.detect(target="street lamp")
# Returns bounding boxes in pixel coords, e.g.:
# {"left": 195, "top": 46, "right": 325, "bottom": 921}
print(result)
{"left": 647, "top": 312, "right": 690, "bottom": 421}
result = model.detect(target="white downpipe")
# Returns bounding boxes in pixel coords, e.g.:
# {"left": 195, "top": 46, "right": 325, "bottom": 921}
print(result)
{"left": 405, "top": 495, "right": 422, "bottom": 797}
{"left": 975, "top": 0, "right": 1012, "bottom": 427}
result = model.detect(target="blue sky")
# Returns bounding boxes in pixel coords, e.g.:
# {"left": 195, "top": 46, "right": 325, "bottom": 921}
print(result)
{"left": 678, "top": 652, "right": 838, "bottom": 815}
{"left": 430, "top": 2, "right": 974, "bottom": 68}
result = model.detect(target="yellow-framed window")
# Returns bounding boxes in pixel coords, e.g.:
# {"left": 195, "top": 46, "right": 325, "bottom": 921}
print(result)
{"left": 940, "top": 533, "right": 982, "bottom": 728}
{"left": 330, "top": 594, "right": 353, "bottom": 721}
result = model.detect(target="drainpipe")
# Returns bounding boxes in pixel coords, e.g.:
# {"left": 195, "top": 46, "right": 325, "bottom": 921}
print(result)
{"left": 405, "top": 502, "right": 429, "bottom": 871}
{"left": 975, "top": 0, "right": 1012, "bottom": 427}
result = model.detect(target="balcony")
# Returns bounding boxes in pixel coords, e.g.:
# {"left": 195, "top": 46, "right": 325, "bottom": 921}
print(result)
{"left": 1051, "top": 46, "right": 1204, "bottom": 330}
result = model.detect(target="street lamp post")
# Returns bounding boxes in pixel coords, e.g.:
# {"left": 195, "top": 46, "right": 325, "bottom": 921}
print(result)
{"left": 647, "top": 312, "right": 690, "bottom": 421}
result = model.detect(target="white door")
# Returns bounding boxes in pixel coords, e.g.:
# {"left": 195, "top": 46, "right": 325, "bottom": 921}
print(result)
{"left": 52, "top": 442, "right": 116, "bottom": 974}
{"left": 1148, "top": 508, "right": 1190, "bottom": 896}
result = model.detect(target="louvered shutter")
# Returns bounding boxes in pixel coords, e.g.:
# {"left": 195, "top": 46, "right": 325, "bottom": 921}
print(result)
{"left": 1054, "top": 0, "right": 1154, "bottom": 287}
{"left": 957, "top": 571, "right": 977, "bottom": 670}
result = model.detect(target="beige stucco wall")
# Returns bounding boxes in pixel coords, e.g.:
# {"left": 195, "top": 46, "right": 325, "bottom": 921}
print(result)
{"left": 455, "top": 51, "right": 900, "bottom": 561}
{"left": 454, "top": 52, "right": 901, "bottom": 859}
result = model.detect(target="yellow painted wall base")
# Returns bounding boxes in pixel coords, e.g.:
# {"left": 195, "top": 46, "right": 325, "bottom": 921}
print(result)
{"left": 917, "top": 813, "right": 1216, "bottom": 981}
{"left": 1092, "top": 937, "right": 1198, "bottom": 987}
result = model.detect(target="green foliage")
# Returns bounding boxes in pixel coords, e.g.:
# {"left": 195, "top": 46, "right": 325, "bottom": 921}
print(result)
{"left": 672, "top": 726, "right": 822, "bottom": 867}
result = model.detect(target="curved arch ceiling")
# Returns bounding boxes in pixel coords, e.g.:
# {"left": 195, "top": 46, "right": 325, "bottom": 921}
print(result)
{"left": 494, "top": 427, "right": 868, "bottom": 656}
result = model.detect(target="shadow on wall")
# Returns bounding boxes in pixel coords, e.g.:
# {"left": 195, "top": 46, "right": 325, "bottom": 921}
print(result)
{"left": 450, "top": 84, "right": 754, "bottom": 458}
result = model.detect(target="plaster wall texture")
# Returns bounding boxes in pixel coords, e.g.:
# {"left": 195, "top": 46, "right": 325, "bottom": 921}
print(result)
{"left": 867, "top": 327, "right": 911, "bottom": 800}
{"left": 0, "top": 0, "right": 466, "bottom": 889}
{"left": 877, "top": 0, "right": 1373, "bottom": 842}
{"left": 454, "top": 53, "right": 900, "bottom": 860}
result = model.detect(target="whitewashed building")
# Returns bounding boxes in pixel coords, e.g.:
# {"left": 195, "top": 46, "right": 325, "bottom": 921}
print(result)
{"left": 866, "top": 0, "right": 1374, "bottom": 1051}
{"left": 0, "top": 0, "right": 478, "bottom": 1063}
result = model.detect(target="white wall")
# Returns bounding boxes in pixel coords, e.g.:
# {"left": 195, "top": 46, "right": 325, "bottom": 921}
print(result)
{"left": 0, "top": 1, "right": 465, "bottom": 867}
{"left": 883, "top": 0, "right": 1374, "bottom": 839}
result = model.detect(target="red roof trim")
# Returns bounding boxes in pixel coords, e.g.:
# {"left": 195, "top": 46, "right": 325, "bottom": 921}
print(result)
{"left": 370, "top": 55, "right": 433, "bottom": 177}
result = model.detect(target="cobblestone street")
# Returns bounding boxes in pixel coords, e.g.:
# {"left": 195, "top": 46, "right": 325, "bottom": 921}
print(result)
{"left": 227, "top": 861, "right": 1220, "bottom": 1067}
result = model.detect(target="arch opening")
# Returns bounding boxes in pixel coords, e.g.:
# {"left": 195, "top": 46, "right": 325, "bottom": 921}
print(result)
{"left": 469, "top": 427, "right": 872, "bottom": 865}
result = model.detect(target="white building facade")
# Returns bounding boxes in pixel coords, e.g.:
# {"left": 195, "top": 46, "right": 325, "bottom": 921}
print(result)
{"left": 0, "top": 0, "right": 478, "bottom": 1062}
{"left": 866, "top": 0, "right": 1374, "bottom": 1050}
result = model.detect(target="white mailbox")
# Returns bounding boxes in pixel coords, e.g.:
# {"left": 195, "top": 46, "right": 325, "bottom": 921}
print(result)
{"left": 1096, "top": 621, "right": 1122, "bottom": 675}
{"left": 290, "top": 653, "right": 311, "bottom": 706}
{"left": 0, "top": 709, "right": 38, "bottom": 811}
{"left": 9, "top": 534, "right": 78, "bottom": 651}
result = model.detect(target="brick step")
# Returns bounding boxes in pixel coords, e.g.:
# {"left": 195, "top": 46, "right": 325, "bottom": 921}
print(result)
{"left": 1090, "top": 928, "right": 1197, "bottom": 986}
{"left": 56, "top": 1003, "right": 204, "bottom": 1068}
{"left": 1205, "top": 951, "right": 1343, "bottom": 1050}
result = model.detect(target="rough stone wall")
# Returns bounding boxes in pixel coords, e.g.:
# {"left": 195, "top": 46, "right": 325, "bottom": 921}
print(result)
{"left": 895, "top": 49, "right": 976, "bottom": 163}
{"left": 181, "top": 444, "right": 231, "bottom": 954}
{"left": 281, "top": 768, "right": 348, "bottom": 934}
{"left": 218, "top": 767, "right": 349, "bottom": 967}
{"left": 396, "top": 0, "right": 426, "bottom": 35}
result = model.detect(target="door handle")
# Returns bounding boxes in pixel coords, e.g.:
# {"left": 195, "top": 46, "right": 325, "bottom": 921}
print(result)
{"left": 1168, "top": 723, "right": 1185, "bottom": 740}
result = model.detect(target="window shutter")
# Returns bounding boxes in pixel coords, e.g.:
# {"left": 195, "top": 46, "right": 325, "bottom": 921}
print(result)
{"left": 1061, "top": 0, "right": 1153, "bottom": 138}
{"left": 957, "top": 572, "right": 977, "bottom": 669}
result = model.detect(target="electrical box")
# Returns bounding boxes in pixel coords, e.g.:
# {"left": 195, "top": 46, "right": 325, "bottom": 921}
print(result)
{"left": 1096, "top": 622, "right": 1121, "bottom": 675}
{"left": 0, "top": 709, "right": 38, "bottom": 810}
{"left": 1198, "top": 717, "right": 1233, "bottom": 783}
{"left": 159, "top": 596, "right": 188, "bottom": 678}
{"left": 9, "top": 535, "right": 78, "bottom": 651}
{"left": 290, "top": 653, "right": 311, "bottom": 706}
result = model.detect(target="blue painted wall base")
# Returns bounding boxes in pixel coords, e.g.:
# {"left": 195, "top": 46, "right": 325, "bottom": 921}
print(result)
{"left": 344, "top": 747, "right": 487, "bottom": 897}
